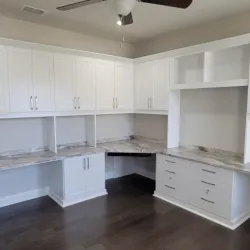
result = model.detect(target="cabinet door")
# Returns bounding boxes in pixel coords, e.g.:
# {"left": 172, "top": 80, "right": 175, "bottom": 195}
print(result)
{"left": 153, "top": 58, "right": 170, "bottom": 111}
{"left": 85, "top": 153, "right": 105, "bottom": 197}
{"left": 8, "top": 47, "right": 33, "bottom": 113}
{"left": 115, "top": 63, "right": 134, "bottom": 110}
{"left": 76, "top": 57, "right": 95, "bottom": 110}
{"left": 0, "top": 46, "right": 8, "bottom": 114}
{"left": 54, "top": 55, "right": 75, "bottom": 111}
{"left": 32, "top": 51, "right": 54, "bottom": 112}
{"left": 63, "top": 157, "right": 86, "bottom": 199}
{"left": 135, "top": 61, "right": 153, "bottom": 110}
{"left": 96, "top": 60, "right": 115, "bottom": 110}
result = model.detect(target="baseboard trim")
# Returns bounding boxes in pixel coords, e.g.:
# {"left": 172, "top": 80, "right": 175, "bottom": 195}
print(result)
{"left": 49, "top": 190, "right": 108, "bottom": 208}
{"left": 0, "top": 187, "right": 49, "bottom": 208}
{"left": 154, "top": 192, "right": 250, "bottom": 230}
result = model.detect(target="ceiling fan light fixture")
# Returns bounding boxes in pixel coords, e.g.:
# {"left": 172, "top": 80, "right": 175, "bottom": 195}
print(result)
{"left": 116, "top": 15, "right": 123, "bottom": 26}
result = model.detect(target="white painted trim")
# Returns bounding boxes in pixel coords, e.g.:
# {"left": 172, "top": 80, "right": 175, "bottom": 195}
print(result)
{"left": 170, "top": 79, "right": 248, "bottom": 90}
{"left": 1, "top": 37, "right": 133, "bottom": 62}
{"left": 154, "top": 192, "right": 250, "bottom": 230}
{"left": 0, "top": 187, "right": 49, "bottom": 208}
{"left": 135, "top": 110, "right": 168, "bottom": 115}
{"left": 49, "top": 190, "right": 107, "bottom": 208}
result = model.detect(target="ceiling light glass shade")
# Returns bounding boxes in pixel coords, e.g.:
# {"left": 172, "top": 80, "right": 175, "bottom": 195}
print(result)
{"left": 113, "top": 0, "right": 136, "bottom": 16}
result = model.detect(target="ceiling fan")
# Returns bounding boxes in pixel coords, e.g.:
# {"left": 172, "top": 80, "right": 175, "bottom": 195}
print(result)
{"left": 56, "top": 0, "right": 193, "bottom": 26}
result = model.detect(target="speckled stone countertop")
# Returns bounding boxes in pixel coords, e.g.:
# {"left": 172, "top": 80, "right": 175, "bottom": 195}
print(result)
{"left": 0, "top": 145, "right": 105, "bottom": 171}
{"left": 165, "top": 146, "right": 250, "bottom": 174}
{"left": 97, "top": 137, "right": 167, "bottom": 154}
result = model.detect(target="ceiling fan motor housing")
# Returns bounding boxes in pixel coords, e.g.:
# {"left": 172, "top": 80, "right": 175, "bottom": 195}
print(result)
{"left": 113, "top": 0, "right": 136, "bottom": 16}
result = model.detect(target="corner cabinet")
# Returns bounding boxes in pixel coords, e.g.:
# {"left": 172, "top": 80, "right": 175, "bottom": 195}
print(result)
{"left": 135, "top": 58, "right": 169, "bottom": 113}
{"left": 48, "top": 153, "right": 106, "bottom": 207}
{"left": 96, "top": 60, "right": 134, "bottom": 112}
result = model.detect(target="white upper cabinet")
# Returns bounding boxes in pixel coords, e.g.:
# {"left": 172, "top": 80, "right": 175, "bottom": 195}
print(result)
{"left": 135, "top": 59, "right": 169, "bottom": 112}
{"left": 32, "top": 51, "right": 54, "bottom": 112}
{"left": 96, "top": 60, "right": 115, "bottom": 110}
{"left": 8, "top": 47, "right": 33, "bottom": 113}
{"left": 75, "top": 57, "right": 95, "bottom": 111}
{"left": 0, "top": 46, "right": 8, "bottom": 114}
{"left": 153, "top": 58, "right": 170, "bottom": 111}
{"left": 135, "top": 61, "right": 153, "bottom": 110}
{"left": 115, "top": 62, "right": 134, "bottom": 111}
{"left": 54, "top": 54, "right": 75, "bottom": 111}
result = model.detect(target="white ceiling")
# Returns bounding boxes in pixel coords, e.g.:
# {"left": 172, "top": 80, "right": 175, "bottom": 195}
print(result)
{"left": 0, "top": 0, "right": 250, "bottom": 43}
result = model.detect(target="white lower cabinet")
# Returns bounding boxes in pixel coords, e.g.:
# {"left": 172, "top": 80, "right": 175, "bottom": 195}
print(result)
{"left": 49, "top": 153, "right": 106, "bottom": 207}
{"left": 155, "top": 154, "right": 250, "bottom": 229}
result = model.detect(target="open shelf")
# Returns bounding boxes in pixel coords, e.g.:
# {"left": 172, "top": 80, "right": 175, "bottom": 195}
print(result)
{"left": 171, "top": 79, "right": 248, "bottom": 90}
{"left": 205, "top": 45, "right": 250, "bottom": 82}
{"left": 170, "top": 53, "right": 204, "bottom": 86}
{"left": 170, "top": 44, "right": 250, "bottom": 90}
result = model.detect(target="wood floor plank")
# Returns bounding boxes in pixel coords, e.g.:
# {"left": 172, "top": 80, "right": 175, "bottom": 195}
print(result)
{"left": 0, "top": 174, "right": 250, "bottom": 250}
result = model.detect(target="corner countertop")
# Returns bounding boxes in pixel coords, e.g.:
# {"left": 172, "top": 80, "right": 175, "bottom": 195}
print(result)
{"left": 165, "top": 146, "right": 250, "bottom": 174}
{"left": 97, "top": 137, "right": 167, "bottom": 154}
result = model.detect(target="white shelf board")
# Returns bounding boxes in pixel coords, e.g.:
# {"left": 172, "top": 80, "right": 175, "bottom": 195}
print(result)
{"left": 170, "top": 79, "right": 249, "bottom": 90}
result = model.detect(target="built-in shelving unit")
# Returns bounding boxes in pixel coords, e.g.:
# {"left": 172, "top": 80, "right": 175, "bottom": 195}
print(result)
{"left": 170, "top": 44, "right": 250, "bottom": 90}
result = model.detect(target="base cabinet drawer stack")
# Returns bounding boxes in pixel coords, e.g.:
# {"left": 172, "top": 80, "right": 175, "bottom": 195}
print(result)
{"left": 155, "top": 154, "right": 250, "bottom": 230}
{"left": 48, "top": 153, "right": 107, "bottom": 207}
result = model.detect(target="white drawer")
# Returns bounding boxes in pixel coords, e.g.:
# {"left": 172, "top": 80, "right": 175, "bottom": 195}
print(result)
{"left": 157, "top": 154, "right": 188, "bottom": 174}
{"left": 195, "top": 162, "right": 232, "bottom": 185}
{"left": 189, "top": 163, "right": 233, "bottom": 219}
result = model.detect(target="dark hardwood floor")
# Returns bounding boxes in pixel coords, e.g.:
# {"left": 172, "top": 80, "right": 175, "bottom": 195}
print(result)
{"left": 1, "top": 174, "right": 250, "bottom": 250}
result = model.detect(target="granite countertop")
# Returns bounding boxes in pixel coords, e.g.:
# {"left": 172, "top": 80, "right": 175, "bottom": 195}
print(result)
{"left": 97, "top": 138, "right": 167, "bottom": 154}
{"left": 0, "top": 145, "right": 105, "bottom": 171}
{"left": 165, "top": 146, "right": 250, "bottom": 174}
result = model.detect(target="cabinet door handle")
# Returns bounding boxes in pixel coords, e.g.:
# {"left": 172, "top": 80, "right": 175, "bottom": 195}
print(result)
{"left": 150, "top": 98, "right": 153, "bottom": 108}
{"left": 87, "top": 158, "right": 90, "bottom": 170}
{"left": 113, "top": 97, "right": 115, "bottom": 109}
{"left": 116, "top": 97, "right": 118, "bottom": 109}
{"left": 201, "top": 197, "right": 215, "bottom": 204}
{"left": 201, "top": 180, "right": 215, "bottom": 186}
{"left": 165, "top": 170, "right": 176, "bottom": 174}
{"left": 78, "top": 97, "right": 80, "bottom": 109}
{"left": 147, "top": 98, "right": 149, "bottom": 108}
{"left": 202, "top": 169, "right": 216, "bottom": 174}
{"left": 35, "top": 96, "right": 38, "bottom": 110}
{"left": 165, "top": 184, "right": 175, "bottom": 190}
{"left": 30, "top": 96, "right": 33, "bottom": 110}
{"left": 83, "top": 158, "right": 86, "bottom": 170}
{"left": 74, "top": 97, "right": 77, "bottom": 109}
{"left": 165, "top": 159, "right": 176, "bottom": 164}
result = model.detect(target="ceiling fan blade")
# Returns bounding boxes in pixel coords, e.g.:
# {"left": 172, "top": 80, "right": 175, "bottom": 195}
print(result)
{"left": 120, "top": 12, "right": 133, "bottom": 26}
{"left": 57, "top": 0, "right": 106, "bottom": 11}
{"left": 139, "top": 0, "right": 193, "bottom": 9}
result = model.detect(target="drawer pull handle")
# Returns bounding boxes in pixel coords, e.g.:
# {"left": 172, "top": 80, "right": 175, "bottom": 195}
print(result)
{"left": 165, "top": 185, "right": 175, "bottom": 190}
{"left": 202, "top": 169, "right": 216, "bottom": 174}
{"left": 201, "top": 180, "right": 215, "bottom": 186}
{"left": 165, "top": 160, "right": 176, "bottom": 164}
{"left": 165, "top": 170, "right": 176, "bottom": 174}
{"left": 201, "top": 198, "right": 215, "bottom": 204}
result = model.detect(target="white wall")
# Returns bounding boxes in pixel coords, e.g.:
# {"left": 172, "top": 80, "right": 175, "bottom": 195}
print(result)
{"left": 0, "top": 164, "right": 49, "bottom": 207}
{"left": 56, "top": 116, "right": 86, "bottom": 146}
{"left": 180, "top": 87, "right": 247, "bottom": 153}
{"left": 134, "top": 114, "right": 168, "bottom": 141}
{"left": 0, "top": 16, "right": 135, "bottom": 58}
{"left": 96, "top": 114, "right": 134, "bottom": 142}
{"left": 135, "top": 10, "right": 250, "bottom": 57}
{"left": 0, "top": 118, "right": 49, "bottom": 153}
